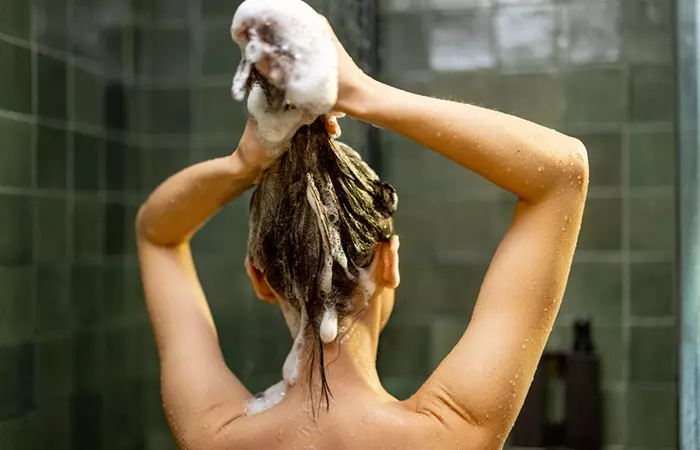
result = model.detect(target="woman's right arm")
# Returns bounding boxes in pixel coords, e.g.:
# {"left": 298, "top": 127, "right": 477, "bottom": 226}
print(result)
{"left": 335, "top": 44, "right": 589, "bottom": 445}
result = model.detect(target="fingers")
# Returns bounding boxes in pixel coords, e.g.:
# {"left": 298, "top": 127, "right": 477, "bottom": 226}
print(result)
{"left": 325, "top": 115, "right": 342, "bottom": 138}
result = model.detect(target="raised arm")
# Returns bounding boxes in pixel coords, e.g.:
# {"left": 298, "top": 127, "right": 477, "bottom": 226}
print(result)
{"left": 135, "top": 123, "right": 273, "bottom": 446}
{"left": 334, "top": 41, "right": 588, "bottom": 443}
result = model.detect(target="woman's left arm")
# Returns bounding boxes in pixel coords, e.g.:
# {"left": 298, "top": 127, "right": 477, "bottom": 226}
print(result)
{"left": 136, "top": 123, "right": 267, "bottom": 446}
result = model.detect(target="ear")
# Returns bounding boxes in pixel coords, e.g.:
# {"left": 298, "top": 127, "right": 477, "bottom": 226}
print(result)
{"left": 245, "top": 257, "right": 278, "bottom": 304}
{"left": 381, "top": 236, "right": 400, "bottom": 289}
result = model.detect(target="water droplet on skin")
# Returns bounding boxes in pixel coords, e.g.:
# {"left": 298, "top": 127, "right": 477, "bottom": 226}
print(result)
{"left": 521, "top": 343, "right": 526, "bottom": 349}
{"left": 537, "top": 166, "right": 544, "bottom": 172}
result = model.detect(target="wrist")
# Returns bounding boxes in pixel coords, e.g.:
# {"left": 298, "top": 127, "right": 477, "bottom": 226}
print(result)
{"left": 336, "top": 73, "right": 380, "bottom": 120}
{"left": 228, "top": 150, "right": 264, "bottom": 181}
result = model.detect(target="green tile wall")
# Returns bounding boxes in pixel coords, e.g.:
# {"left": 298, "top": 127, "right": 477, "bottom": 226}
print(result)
{"left": 379, "top": 0, "right": 678, "bottom": 448}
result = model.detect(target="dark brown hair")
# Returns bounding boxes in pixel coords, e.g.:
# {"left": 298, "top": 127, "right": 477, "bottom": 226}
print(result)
{"left": 247, "top": 91, "right": 397, "bottom": 411}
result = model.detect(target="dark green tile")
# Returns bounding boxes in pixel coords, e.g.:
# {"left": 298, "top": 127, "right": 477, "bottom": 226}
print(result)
{"left": 0, "top": 342, "right": 34, "bottom": 420}
{"left": 144, "top": 147, "right": 190, "bottom": 191}
{"left": 496, "top": 73, "right": 565, "bottom": 127}
{"left": 630, "top": 65, "right": 675, "bottom": 123}
{"left": 564, "top": 69, "right": 625, "bottom": 124}
{"left": 73, "top": 133, "right": 103, "bottom": 191}
{"left": 102, "top": 383, "right": 142, "bottom": 446}
{"left": 71, "top": 264, "right": 103, "bottom": 326}
{"left": 378, "top": 322, "right": 431, "bottom": 378}
{"left": 630, "top": 325, "right": 677, "bottom": 382}
{"left": 34, "top": 197, "right": 68, "bottom": 262}
{"left": 437, "top": 200, "right": 498, "bottom": 255}
{"left": 571, "top": 131, "right": 622, "bottom": 187}
{"left": 123, "top": 145, "right": 146, "bottom": 195}
{"left": 104, "top": 328, "right": 129, "bottom": 383}
{"left": 102, "top": 264, "right": 125, "bottom": 319}
{"left": 602, "top": 387, "right": 625, "bottom": 445}
{"left": 34, "top": 0, "right": 68, "bottom": 51}
{"left": 577, "top": 198, "right": 622, "bottom": 250}
{"left": 626, "top": 386, "right": 677, "bottom": 446}
{"left": 36, "top": 125, "right": 67, "bottom": 189}
{"left": 592, "top": 326, "right": 624, "bottom": 383}
{"left": 124, "top": 266, "right": 146, "bottom": 319}
{"left": 139, "top": 29, "right": 192, "bottom": 81}
{"left": 202, "top": 0, "right": 243, "bottom": 19}
{"left": 560, "top": 262, "right": 623, "bottom": 326}
{"left": 0, "top": 0, "right": 30, "bottom": 39}
{"left": 0, "top": 194, "right": 33, "bottom": 264}
{"left": 430, "top": 318, "right": 466, "bottom": 368}
{"left": 126, "top": 85, "right": 151, "bottom": 133}
{"left": 70, "top": 393, "right": 102, "bottom": 447}
{"left": 149, "top": 0, "right": 193, "bottom": 20}
{"left": 104, "top": 203, "right": 126, "bottom": 256}
{"left": 37, "top": 54, "right": 67, "bottom": 120}
{"left": 0, "top": 41, "right": 31, "bottom": 114}
{"left": 0, "top": 414, "right": 36, "bottom": 450}
{"left": 191, "top": 196, "right": 250, "bottom": 257}
{"left": 73, "top": 331, "right": 105, "bottom": 393}
{"left": 105, "top": 142, "right": 125, "bottom": 191}
{"left": 381, "top": 12, "right": 428, "bottom": 74}
{"left": 0, "top": 266, "right": 34, "bottom": 344}
{"left": 202, "top": 21, "right": 238, "bottom": 75}
{"left": 34, "top": 336, "right": 75, "bottom": 403}
{"left": 195, "top": 86, "right": 248, "bottom": 135}
{"left": 73, "top": 199, "right": 105, "bottom": 258}
{"left": 426, "top": 72, "right": 497, "bottom": 108}
{"left": 122, "top": 204, "right": 139, "bottom": 257}
{"left": 383, "top": 377, "right": 424, "bottom": 401}
{"left": 0, "top": 118, "right": 32, "bottom": 188}
{"left": 72, "top": 66, "right": 105, "bottom": 127}
{"left": 37, "top": 401, "right": 72, "bottom": 450}
{"left": 439, "top": 263, "right": 488, "bottom": 318}
{"left": 35, "top": 264, "right": 72, "bottom": 335}
{"left": 150, "top": 89, "right": 191, "bottom": 134}
{"left": 629, "top": 196, "right": 675, "bottom": 252}
{"left": 629, "top": 130, "right": 675, "bottom": 187}
{"left": 104, "top": 81, "right": 128, "bottom": 132}
{"left": 622, "top": 0, "right": 673, "bottom": 63}
{"left": 631, "top": 262, "right": 674, "bottom": 317}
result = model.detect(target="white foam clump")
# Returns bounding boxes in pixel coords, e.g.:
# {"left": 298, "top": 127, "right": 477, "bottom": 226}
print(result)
{"left": 231, "top": 0, "right": 338, "bottom": 116}
{"left": 247, "top": 84, "right": 314, "bottom": 157}
{"left": 319, "top": 308, "right": 338, "bottom": 344}
{"left": 244, "top": 381, "right": 287, "bottom": 416}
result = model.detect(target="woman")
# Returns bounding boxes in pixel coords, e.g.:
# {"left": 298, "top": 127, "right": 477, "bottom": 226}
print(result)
{"left": 136, "top": 19, "right": 588, "bottom": 450}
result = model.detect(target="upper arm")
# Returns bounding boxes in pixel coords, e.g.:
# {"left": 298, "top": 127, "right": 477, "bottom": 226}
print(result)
{"left": 137, "top": 237, "right": 252, "bottom": 445}
{"left": 416, "top": 168, "right": 588, "bottom": 441}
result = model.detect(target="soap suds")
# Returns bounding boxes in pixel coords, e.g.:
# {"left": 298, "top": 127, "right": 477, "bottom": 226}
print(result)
{"left": 232, "top": 0, "right": 338, "bottom": 116}
{"left": 245, "top": 381, "right": 287, "bottom": 416}
{"left": 283, "top": 304, "right": 308, "bottom": 385}
{"left": 319, "top": 308, "right": 338, "bottom": 344}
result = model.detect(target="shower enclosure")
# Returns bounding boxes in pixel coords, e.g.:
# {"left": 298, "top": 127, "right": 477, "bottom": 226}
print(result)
{"left": 0, "top": 0, "right": 688, "bottom": 448}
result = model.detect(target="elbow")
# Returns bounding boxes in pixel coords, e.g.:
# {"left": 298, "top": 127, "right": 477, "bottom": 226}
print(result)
{"left": 559, "top": 137, "right": 589, "bottom": 198}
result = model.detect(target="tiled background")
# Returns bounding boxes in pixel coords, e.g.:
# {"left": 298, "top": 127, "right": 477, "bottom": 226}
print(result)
{"left": 0, "top": 0, "right": 678, "bottom": 449}
{"left": 678, "top": 0, "right": 699, "bottom": 445}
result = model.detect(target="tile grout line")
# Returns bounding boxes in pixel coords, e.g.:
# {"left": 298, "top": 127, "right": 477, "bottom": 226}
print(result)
{"left": 620, "top": 65, "right": 631, "bottom": 446}
{"left": 30, "top": 0, "right": 40, "bottom": 347}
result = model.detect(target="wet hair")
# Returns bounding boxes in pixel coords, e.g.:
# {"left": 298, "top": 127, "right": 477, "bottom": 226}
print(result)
{"left": 246, "top": 72, "right": 398, "bottom": 412}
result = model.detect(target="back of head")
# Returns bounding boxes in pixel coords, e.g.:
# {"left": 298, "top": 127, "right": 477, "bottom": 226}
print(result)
{"left": 247, "top": 114, "right": 398, "bottom": 406}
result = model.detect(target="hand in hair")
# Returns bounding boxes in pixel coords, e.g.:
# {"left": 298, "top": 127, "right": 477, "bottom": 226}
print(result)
{"left": 235, "top": 114, "right": 342, "bottom": 172}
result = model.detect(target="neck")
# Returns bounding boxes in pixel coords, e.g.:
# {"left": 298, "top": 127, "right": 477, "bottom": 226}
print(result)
{"left": 285, "top": 293, "right": 391, "bottom": 403}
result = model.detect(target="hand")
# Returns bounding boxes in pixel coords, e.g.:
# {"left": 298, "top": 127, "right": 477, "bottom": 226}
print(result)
{"left": 234, "top": 115, "right": 342, "bottom": 172}
{"left": 319, "top": 16, "right": 369, "bottom": 115}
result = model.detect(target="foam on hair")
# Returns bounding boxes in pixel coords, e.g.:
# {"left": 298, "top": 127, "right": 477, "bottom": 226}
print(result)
{"left": 232, "top": 0, "right": 398, "bottom": 414}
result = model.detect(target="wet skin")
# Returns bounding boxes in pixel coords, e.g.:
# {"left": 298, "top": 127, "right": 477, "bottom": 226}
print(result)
{"left": 135, "top": 15, "right": 589, "bottom": 450}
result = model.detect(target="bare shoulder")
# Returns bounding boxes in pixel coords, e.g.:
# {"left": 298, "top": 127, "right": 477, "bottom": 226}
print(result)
{"left": 211, "top": 398, "right": 479, "bottom": 450}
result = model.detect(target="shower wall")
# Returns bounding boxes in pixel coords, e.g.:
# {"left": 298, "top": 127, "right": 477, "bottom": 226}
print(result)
{"left": 678, "top": 0, "right": 700, "bottom": 446}
{"left": 378, "top": 0, "right": 678, "bottom": 448}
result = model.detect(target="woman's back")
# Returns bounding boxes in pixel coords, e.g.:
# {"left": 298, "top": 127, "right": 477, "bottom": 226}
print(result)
{"left": 226, "top": 389, "right": 475, "bottom": 450}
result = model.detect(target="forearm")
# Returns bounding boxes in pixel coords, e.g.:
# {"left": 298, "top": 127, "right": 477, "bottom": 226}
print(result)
{"left": 342, "top": 77, "right": 588, "bottom": 203}
{"left": 136, "top": 152, "right": 259, "bottom": 247}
